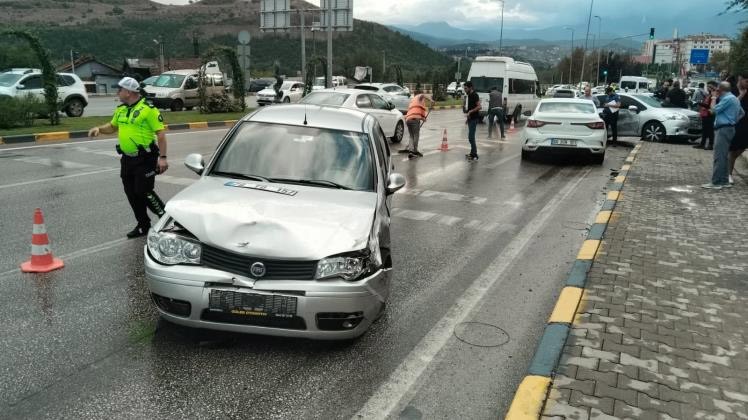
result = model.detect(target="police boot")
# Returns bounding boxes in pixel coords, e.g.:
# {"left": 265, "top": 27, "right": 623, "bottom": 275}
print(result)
{"left": 126, "top": 225, "right": 149, "bottom": 239}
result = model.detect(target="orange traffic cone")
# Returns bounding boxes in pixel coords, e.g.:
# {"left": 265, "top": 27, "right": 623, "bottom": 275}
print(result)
{"left": 438, "top": 128, "right": 450, "bottom": 151}
{"left": 20, "top": 208, "right": 64, "bottom": 273}
{"left": 508, "top": 118, "right": 516, "bottom": 133}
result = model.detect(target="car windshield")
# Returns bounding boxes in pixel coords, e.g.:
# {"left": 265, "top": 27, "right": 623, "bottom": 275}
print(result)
{"left": 632, "top": 94, "right": 662, "bottom": 108}
{"left": 301, "top": 92, "right": 350, "bottom": 106}
{"left": 469, "top": 77, "right": 504, "bottom": 93}
{"left": 0, "top": 73, "right": 23, "bottom": 87}
{"left": 281, "top": 82, "right": 295, "bottom": 90}
{"left": 153, "top": 74, "right": 185, "bottom": 88}
{"left": 211, "top": 122, "right": 374, "bottom": 191}
{"left": 539, "top": 102, "right": 596, "bottom": 114}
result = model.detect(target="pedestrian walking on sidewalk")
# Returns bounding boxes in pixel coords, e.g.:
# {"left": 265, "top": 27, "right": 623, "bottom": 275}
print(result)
{"left": 702, "top": 81, "right": 743, "bottom": 190}
{"left": 602, "top": 87, "right": 621, "bottom": 144}
{"left": 487, "top": 86, "right": 506, "bottom": 139}
{"left": 399, "top": 91, "right": 434, "bottom": 159}
{"left": 88, "top": 77, "right": 169, "bottom": 237}
{"left": 728, "top": 76, "right": 748, "bottom": 184}
{"left": 463, "top": 81, "right": 482, "bottom": 161}
{"left": 695, "top": 81, "right": 718, "bottom": 150}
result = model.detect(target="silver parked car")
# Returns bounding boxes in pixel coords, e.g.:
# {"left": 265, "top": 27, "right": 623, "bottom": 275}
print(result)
{"left": 144, "top": 104, "right": 405, "bottom": 340}
{"left": 353, "top": 83, "right": 411, "bottom": 113}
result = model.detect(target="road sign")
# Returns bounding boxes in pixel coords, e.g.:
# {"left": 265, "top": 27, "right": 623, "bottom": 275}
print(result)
{"left": 238, "top": 30, "right": 250, "bottom": 45}
{"left": 320, "top": 0, "right": 354, "bottom": 31}
{"left": 690, "top": 49, "right": 709, "bottom": 65}
{"left": 260, "top": 0, "right": 290, "bottom": 31}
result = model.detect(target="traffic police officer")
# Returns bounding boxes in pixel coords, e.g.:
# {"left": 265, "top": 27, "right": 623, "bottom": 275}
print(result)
{"left": 88, "top": 77, "right": 169, "bottom": 238}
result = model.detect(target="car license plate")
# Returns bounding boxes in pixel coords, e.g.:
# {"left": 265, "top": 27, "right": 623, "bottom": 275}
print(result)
{"left": 551, "top": 139, "right": 577, "bottom": 146}
{"left": 208, "top": 290, "right": 297, "bottom": 318}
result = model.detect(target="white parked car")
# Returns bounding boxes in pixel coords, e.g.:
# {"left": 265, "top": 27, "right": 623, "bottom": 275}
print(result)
{"left": 256, "top": 81, "right": 305, "bottom": 105}
{"left": 447, "top": 82, "right": 464, "bottom": 96}
{"left": 353, "top": 83, "right": 411, "bottom": 113}
{"left": 301, "top": 88, "right": 406, "bottom": 143}
{"left": 522, "top": 98, "right": 607, "bottom": 164}
{"left": 595, "top": 93, "right": 701, "bottom": 142}
{"left": 0, "top": 68, "right": 89, "bottom": 117}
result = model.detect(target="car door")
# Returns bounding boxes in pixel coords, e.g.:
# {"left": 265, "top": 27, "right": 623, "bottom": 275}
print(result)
{"left": 17, "top": 75, "right": 45, "bottom": 102}
{"left": 289, "top": 83, "right": 304, "bottom": 102}
{"left": 616, "top": 96, "right": 642, "bottom": 136}
{"left": 365, "top": 94, "right": 398, "bottom": 138}
{"left": 183, "top": 75, "right": 200, "bottom": 107}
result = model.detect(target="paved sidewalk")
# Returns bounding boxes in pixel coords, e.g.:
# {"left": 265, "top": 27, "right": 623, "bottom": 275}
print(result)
{"left": 541, "top": 142, "right": 748, "bottom": 420}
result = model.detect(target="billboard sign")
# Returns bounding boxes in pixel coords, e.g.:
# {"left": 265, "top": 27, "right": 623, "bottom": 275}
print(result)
{"left": 320, "top": 0, "right": 354, "bottom": 31}
{"left": 261, "top": 0, "right": 290, "bottom": 31}
{"left": 690, "top": 49, "right": 709, "bottom": 65}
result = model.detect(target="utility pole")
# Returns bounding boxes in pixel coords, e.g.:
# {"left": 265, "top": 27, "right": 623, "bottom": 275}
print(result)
{"left": 565, "top": 27, "right": 575, "bottom": 86}
{"left": 594, "top": 16, "right": 601, "bottom": 86}
{"left": 580, "top": 0, "right": 594, "bottom": 86}
{"left": 498, "top": 0, "right": 504, "bottom": 55}
{"left": 300, "top": 9, "right": 306, "bottom": 83}
{"left": 326, "top": 0, "right": 333, "bottom": 88}
{"left": 70, "top": 50, "right": 75, "bottom": 73}
{"left": 382, "top": 50, "right": 386, "bottom": 82}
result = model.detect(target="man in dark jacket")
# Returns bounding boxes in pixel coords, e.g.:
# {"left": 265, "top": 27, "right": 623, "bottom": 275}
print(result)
{"left": 666, "top": 81, "right": 688, "bottom": 108}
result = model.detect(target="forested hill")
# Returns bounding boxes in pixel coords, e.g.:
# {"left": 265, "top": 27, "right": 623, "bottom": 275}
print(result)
{"left": 0, "top": 0, "right": 454, "bottom": 80}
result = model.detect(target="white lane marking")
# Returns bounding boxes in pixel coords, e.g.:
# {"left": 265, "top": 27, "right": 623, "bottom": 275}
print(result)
{"left": 70, "top": 146, "right": 119, "bottom": 157}
{"left": 0, "top": 128, "right": 229, "bottom": 152}
{"left": 390, "top": 208, "right": 512, "bottom": 233}
{"left": 484, "top": 153, "right": 520, "bottom": 169}
{"left": 353, "top": 167, "right": 592, "bottom": 420}
{"left": 0, "top": 237, "right": 129, "bottom": 281}
{"left": 156, "top": 175, "right": 196, "bottom": 186}
{"left": 397, "top": 189, "right": 487, "bottom": 205}
{"left": 13, "top": 156, "right": 97, "bottom": 170}
{"left": 0, "top": 168, "right": 118, "bottom": 190}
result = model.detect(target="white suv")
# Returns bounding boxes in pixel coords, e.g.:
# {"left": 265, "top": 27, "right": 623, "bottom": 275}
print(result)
{"left": 0, "top": 69, "right": 89, "bottom": 117}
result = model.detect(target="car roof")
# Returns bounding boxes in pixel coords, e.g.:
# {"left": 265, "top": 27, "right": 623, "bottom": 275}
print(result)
{"left": 541, "top": 98, "right": 595, "bottom": 103}
{"left": 245, "top": 104, "right": 370, "bottom": 133}
{"left": 307, "top": 88, "right": 362, "bottom": 96}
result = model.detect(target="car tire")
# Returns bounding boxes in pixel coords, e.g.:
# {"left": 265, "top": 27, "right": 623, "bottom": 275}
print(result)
{"left": 64, "top": 98, "right": 84, "bottom": 118}
{"left": 283, "top": 97, "right": 291, "bottom": 103}
{"left": 185, "top": 106, "right": 194, "bottom": 111}
{"left": 642, "top": 121, "right": 666, "bottom": 142}
{"left": 391, "top": 121, "right": 404, "bottom": 143}
{"left": 170, "top": 99, "right": 184, "bottom": 112}
{"left": 592, "top": 152, "right": 605, "bottom": 165}
{"left": 521, "top": 149, "right": 533, "bottom": 160}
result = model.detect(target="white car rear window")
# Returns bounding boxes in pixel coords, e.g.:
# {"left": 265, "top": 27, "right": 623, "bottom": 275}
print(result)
{"left": 539, "top": 102, "right": 596, "bottom": 114}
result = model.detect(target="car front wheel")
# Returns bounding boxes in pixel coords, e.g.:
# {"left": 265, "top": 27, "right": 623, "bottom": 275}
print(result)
{"left": 170, "top": 99, "right": 184, "bottom": 112}
{"left": 642, "top": 121, "right": 666, "bottom": 142}
{"left": 391, "top": 121, "right": 404, "bottom": 143}
{"left": 64, "top": 98, "right": 85, "bottom": 117}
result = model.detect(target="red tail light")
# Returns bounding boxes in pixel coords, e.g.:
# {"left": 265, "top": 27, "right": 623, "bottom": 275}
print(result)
{"left": 586, "top": 121, "right": 605, "bottom": 129}
{"left": 527, "top": 120, "right": 560, "bottom": 128}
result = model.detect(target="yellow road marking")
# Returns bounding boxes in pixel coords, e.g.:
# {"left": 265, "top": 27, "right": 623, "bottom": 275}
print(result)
{"left": 614, "top": 175, "right": 626, "bottom": 184}
{"left": 36, "top": 132, "right": 70, "bottom": 142}
{"left": 505, "top": 376, "right": 552, "bottom": 419}
{"left": 189, "top": 122, "right": 209, "bottom": 129}
{"left": 577, "top": 240, "right": 601, "bottom": 260}
{"left": 595, "top": 211, "right": 612, "bottom": 224}
{"left": 548, "top": 287, "right": 584, "bottom": 324}
{"left": 621, "top": 164, "right": 631, "bottom": 171}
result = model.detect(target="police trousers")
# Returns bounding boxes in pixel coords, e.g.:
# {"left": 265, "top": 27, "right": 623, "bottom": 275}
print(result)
{"left": 121, "top": 153, "right": 158, "bottom": 228}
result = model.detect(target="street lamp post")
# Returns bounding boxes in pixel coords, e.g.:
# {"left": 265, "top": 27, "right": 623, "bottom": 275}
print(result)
{"left": 498, "top": 0, "right": 505, "bottom": 55}
{"left": 594, "top": 15, "right": 602, "bottom": 86}
{"left": 326, "top": 0, "right": 333, "bottom": 88}
{"left": 153, "top": 36, "right": 164, "bottom": 74}
{"left": 565, "top": 27, "right": 575, "bottom": 86}
{"left": 580, "top": 0, "right": 594, "bottom": 86}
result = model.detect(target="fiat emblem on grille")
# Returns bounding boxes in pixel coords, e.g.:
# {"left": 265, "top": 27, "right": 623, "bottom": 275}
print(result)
{"left": 250, "top": 262, "right": 267, "bottom": 278}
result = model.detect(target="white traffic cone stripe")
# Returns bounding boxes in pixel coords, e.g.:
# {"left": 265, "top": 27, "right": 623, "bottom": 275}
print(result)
{"left": 31, "top": 244, "right": 51, "bottom": 255}
{"left": 32, "top": 224, "right": 47, "bottom": 234}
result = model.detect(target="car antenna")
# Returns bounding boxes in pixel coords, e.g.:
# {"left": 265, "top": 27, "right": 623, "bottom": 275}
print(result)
{"left": 303, "top": 105, "right": 308, "bottom": 125}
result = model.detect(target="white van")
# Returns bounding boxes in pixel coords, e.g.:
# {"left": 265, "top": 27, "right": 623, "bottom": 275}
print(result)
{"left": 619, "top": 76, "right": 655, "bottom": 94}
{"left": 144, "top": 65, "right": 225, "bottom": 111}
{"left": 466, "top": 56, "right": 540, "bottom": 119}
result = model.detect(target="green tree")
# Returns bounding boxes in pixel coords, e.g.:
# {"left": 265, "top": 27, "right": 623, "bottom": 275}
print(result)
{"left": 710, "top": 50, "right": 731, "bottom": 73}
{"left": 729, "top": 28, "right": 748, "bottom": 75}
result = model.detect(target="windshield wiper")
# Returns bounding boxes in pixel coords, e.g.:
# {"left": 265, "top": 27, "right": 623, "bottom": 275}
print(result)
{"left": 271, "top": 178, "right": 352, "bottom": 190}
{"left": 212, "top": 171, "right": 270, "bottom": 183}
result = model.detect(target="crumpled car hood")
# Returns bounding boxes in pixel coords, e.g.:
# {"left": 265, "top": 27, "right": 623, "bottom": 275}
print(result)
{"left": 165, "top": 177, "right": 377, "bottom": 260}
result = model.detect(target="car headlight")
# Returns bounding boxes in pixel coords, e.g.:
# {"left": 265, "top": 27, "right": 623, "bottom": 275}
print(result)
{"left": 665, "top": 114, "right": 688, "bottom": 121}
{"left": 148, "top": 229, "right": 202, "bottom": 265}
{"left": 315, "top": 251, "right": 373, "bottom": 281}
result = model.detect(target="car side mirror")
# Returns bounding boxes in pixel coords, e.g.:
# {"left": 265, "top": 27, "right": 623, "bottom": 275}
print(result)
{"left": 185, "top": 153, "right": 205, "bottom": 175}
{"left": 386, "top": 173, "right": 406, "bottom": 195}
{"left": 16, "top": 84, "right": 24, "bottom": 90}
{"left": 388, "top": 101, "right": 395, "bottom": 110}
{"left": 628, "top": 105, "right": 639, "bottom": 113}
{"left": 523, "top": 110, "right": 532, "bottom": 117}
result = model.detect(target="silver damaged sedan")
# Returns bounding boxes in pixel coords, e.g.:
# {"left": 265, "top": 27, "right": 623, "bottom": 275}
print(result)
{"left": 144, "top": 104, "right": 406, "bottom": 339}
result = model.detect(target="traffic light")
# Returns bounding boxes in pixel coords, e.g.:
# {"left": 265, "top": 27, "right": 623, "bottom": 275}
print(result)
{"left": 649, "top": 27, "right": 655, "bottom": 40}
{"left": 603, "top": 70, "right": 608, "bottom": 76}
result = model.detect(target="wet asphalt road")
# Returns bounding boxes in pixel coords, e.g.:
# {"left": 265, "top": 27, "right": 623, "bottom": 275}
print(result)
{"left": 0, "top": 110, "right": 634, "bottom": 419}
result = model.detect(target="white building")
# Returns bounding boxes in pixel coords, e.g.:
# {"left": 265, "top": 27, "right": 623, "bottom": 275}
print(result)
{"left": 642, "top": 33, "right": 731, "bottom": 70}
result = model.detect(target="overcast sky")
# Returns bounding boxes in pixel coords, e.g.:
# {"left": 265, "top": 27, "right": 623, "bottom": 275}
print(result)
{"left": 151, "top": 0, "right": 735, "bottom": 29}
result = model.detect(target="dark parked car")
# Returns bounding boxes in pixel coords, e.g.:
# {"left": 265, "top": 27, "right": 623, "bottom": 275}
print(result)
{"left": 248, "top": 78, "right": 275, "bottom": 93}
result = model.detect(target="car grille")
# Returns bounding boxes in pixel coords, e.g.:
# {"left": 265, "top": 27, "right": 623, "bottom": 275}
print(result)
{"left": 201, "top": 244, "right": 318, "bottom": 280}
{"left": 689, "top": 116, "right": 702, "bottom": 129}
{"left": 201, "top": 310, "right": 307, "bottom": 329}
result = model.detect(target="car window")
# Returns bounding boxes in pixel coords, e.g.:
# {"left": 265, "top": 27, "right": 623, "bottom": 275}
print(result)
{"left": 56, "top": 75, "right": 74, "bottom": 87}
{"left": 539, "top": 102, "right": 596, "bottom": 114}
{"left": 620, "top": 81, "right": 637, "bottom": 90}
{"left": 354, "top": 85, "right": 380, "bottom": 92}
{"left": 469, "top": 76, "right": 503, "bottom": 93}
{"left": 632, "top": 94, "right": 661, "bottom": 108}
{"left": 300, "top": 92, "right": 350, "bottom": 106}
{"left": 19, "top": 75, "right": 42, "bottom": 90}
{"left": 369, "top": 121, "right": 388, "bottom": 175}
{"left": 153, "top": 74, "right": 186, "bottom": 88}
{"left": 509, "top": 78, "right": 535, "bottom": 95}
{"left": 212, "top": 122, "right": 375, "bottom": 191}
{"left": 620, "top": 96, "right": 639, "bottom": 110}
{"left": 383, "top": 86, "right": 399, "bottom": 93}
{"left": 356, "top": 94, "right": 373, "bottom": 109}
{"left": 369, "top": 94, "right": 390, "bottom": 110}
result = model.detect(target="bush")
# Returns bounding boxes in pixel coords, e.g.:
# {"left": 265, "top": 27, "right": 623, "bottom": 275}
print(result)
{"left": 0, "top": 95, "right": 46, "bottom": 129}
{"left": 202, "top": 92, "right": 240, "bottom": 113}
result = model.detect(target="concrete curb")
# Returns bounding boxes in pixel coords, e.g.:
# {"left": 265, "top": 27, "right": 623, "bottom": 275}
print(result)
{"left": 504, "top": 143, "right": 643, "bottom": 419}
{"left": 432, "top": 105, "right": 461, "bottom": 111}
{"left": 0, "top": 120, "right": 239, "bottom": 145}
